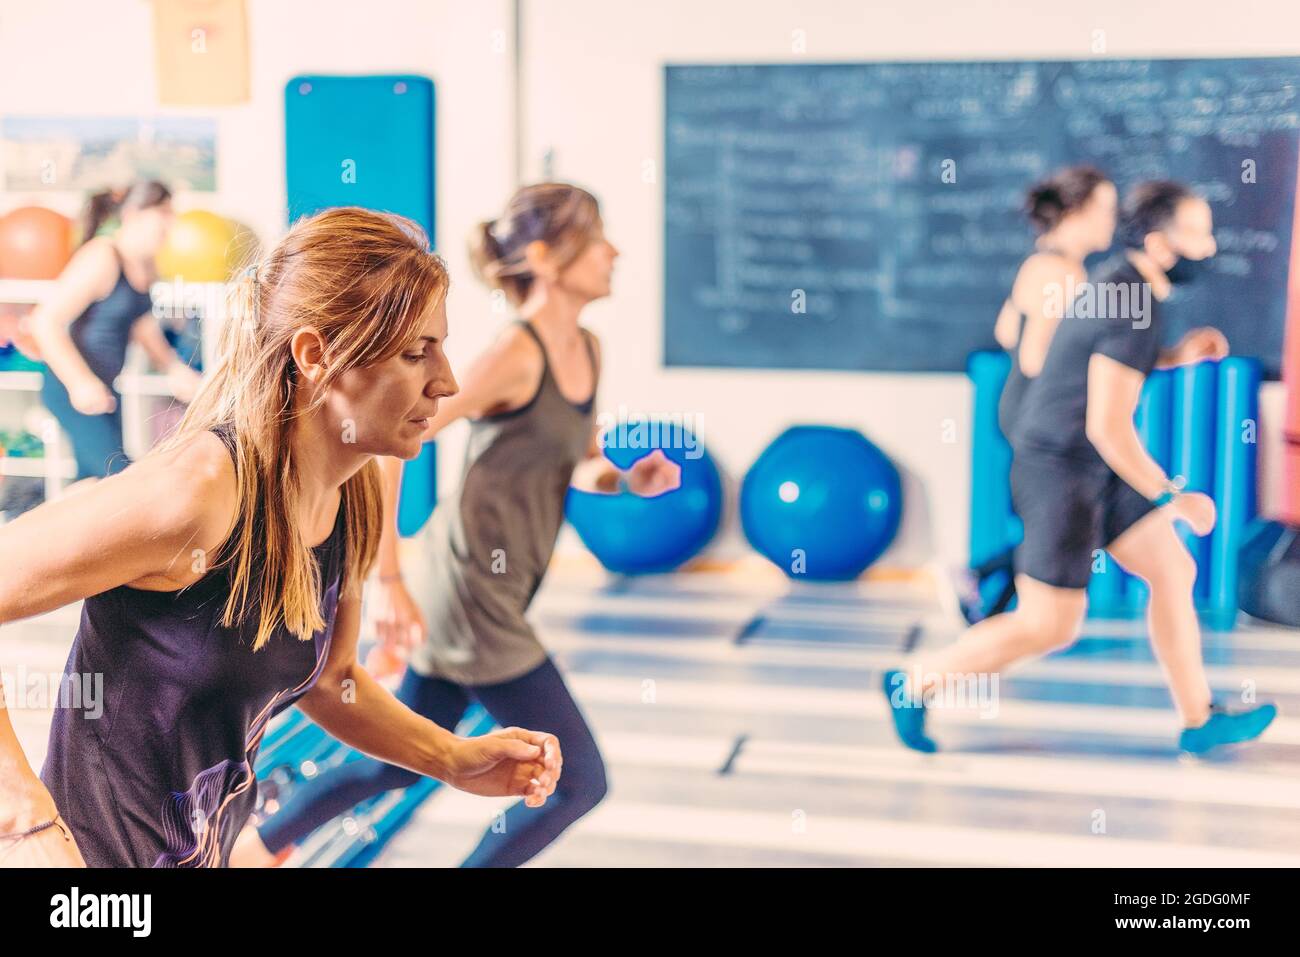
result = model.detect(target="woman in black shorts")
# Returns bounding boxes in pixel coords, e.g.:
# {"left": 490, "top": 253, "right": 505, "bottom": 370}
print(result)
{"left": 887, "top": 181, "right": 1277, "bottom": 755}
{"left": 963, "top": 166, "right": 1117, "bottom": 620}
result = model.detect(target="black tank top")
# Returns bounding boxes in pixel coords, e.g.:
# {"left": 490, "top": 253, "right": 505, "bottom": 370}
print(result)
{"left": 71, "top": 244, "right": 155, "bottom": 387}
{"left": 40, "top": 424, "right": 348, "bottom": 867}
{"left": 998, "top": 307, "right": 1032, "bottom": 441}
{"left": 997, "top": 247, "right": 1070, "bottom": 443}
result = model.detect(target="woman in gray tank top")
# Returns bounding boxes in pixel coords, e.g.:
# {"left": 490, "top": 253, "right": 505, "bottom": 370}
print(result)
{"left": 243, "top": 183, "right": 680, "bottom": 868}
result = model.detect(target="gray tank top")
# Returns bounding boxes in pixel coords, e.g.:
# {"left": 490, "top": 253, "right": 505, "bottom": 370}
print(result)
{"left": 406, "top": 320, "right": 598, "bottom": 686}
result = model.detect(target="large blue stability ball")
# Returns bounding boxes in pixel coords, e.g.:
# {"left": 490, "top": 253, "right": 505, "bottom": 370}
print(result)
{"left": 565, "top": 422, "right": 724, "bottom": 575}
{"left": 741, "top": 425, "right": 903, "bottom": 580}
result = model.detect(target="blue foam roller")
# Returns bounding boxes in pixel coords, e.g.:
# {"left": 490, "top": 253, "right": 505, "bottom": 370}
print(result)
{"left": 397, "top": 440, "right": 437, "bottom": 538}
{"left": 966, "top": 351, "right": 1017, "bottom": 566}
{"left": 1209, "top": 358, "right": 1261, "bottom": 623}
{"left": 1117, "top": 370, "right": 1175, "bottom": 612}
{"left": 1170, "top": 362, "right": 1220, "bottom": 601}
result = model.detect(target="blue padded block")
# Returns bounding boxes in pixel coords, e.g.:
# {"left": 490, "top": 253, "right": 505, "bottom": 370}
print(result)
{"left": 1208, "top": 358, "right": 1262, "bottom": 627}
{"left": 1170, "top": 362, "right": 1220, "bottom": 602}
{"left": 286, "top": 73, "right": 439, "bottom": 538}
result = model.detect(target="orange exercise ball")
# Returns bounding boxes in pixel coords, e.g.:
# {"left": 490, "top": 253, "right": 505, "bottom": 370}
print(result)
{"left": 0, "top": 207, "right": 75, "bottom": 279}
{"left": 156, "top": 209, "right": 242, "bottom": 283}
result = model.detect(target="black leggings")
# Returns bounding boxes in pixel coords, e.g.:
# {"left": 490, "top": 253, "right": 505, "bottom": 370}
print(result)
{"left": 258, "top": 658, "right": 608, "bottom": 867}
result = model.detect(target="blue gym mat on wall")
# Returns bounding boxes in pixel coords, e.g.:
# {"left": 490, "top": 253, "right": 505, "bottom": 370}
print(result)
{"left": 285, "top": 73, "right": 439, "bottom": 535}
{"left": 969, "top": 351, "right": 1260, "bottom": 629}
{"left": 262, "top": 75, "right": 449, "bottom": 868}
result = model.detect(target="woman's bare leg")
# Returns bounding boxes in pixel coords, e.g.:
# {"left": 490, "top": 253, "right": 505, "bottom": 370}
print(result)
{"left": 1105, "top": 511, "right": 1213, "bottom": 727}
{"left": 907, "top": 576, "right": 1087, "bottom": 696}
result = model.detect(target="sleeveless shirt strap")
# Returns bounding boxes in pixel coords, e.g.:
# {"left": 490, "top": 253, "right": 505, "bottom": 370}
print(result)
{"left": 516, "top": 319, "right": 599, "bottom": 386}
{"left": 579, "top": 326, "right": 599, "bottom": 383}
{"left": 516, "top": 319, "right": 550, "bottom": 374}
{"left": 209, "top": 422, "right": 238, "bottom": 467}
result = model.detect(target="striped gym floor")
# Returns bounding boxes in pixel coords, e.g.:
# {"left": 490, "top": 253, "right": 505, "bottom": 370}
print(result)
{"left": 6, "top": 567, "right": 1299, "bottom": 867}
{"left": 376, "top": 568, "right": 1300, "bottom": 868}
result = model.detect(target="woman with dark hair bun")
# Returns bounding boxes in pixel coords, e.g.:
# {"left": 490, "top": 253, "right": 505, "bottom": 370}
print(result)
{"left": 953, "top": 167, "right": 1119, "bottom": 622}
{"left": 995, "top": 165, "right": 1117, "bottom": 441}
{"left": 235, "top": 182, "right": 680, "bottom": 868}
{"left": 27, "top": 181, "right": 202, "bottom": 485}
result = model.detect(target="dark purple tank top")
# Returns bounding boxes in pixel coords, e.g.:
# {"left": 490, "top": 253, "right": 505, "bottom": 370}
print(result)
{"left": 71, "top": 244, "right": 156, "bottom": 387}
{"left": 40, "top": 425, "right": 348, "bottom": 867}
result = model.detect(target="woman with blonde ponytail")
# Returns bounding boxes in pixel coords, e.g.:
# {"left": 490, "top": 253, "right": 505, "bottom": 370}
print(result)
{"left": 0, "top": 207, "right": 561, "bottom": 868}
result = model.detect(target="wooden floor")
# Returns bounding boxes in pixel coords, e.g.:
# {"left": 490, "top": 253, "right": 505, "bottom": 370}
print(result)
{"left": 7, "top": 567, "right": 1300, "bottom": 867}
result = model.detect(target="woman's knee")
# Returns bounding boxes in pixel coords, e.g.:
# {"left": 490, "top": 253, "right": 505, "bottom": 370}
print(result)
{"left": 1133, "top": 546, "right": 1197, "bottom": 594}
{"left": 557, "top": 750, "right": 609, "bottom": 814}
{"left": 1014, "top": 594, "right": 1086, "bottom": 653}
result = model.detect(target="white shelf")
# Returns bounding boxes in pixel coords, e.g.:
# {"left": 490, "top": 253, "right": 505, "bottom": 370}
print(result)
{"left": 0, "top": 369, "right": 172, "bottom": 396}
{"left": 115, "top": 372, "right": 175, "bottom": 397}
{"left": 1, "top": 456, "right": 74, "bottom": 479}
{"left": 0, "top": 370, "right": 44, "bottom": 391}
{"left": 0, "top": 279, "right": 56, "bottom": 304}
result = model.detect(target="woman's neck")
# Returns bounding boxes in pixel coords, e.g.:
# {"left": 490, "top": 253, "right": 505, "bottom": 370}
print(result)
{"left": 110, "top": 234, "right": 154, "bottom": 279}
{"left": 1037, "top": 231, "right": 1089, "bottom": 264}
{"left": 518, "top": 284, "right": 585, "bottom": 338}
{"left": 1126, "top": 248, "right": 1172, "bottom": 301}
{"left": 287, "top": 406, "right": 365, "bottom": 529}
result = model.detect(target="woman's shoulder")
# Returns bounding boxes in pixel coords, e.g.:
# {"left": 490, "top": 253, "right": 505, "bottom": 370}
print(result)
{"left": 132, "top": 430, "right": 240, "bottom": 554}
{"left": 1013, "top": 252, "right": 1083, "bottom": 302}
{"left": 1018, "top": 250, "right": 1076, "bottom": 278}
{"left": 58, "top": 238, "right": 121, "bottom": 297}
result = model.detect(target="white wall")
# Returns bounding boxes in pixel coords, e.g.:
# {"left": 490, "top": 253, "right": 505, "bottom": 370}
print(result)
{"left": 4, "top": 0, "right": 1298, "bottom": 567}
{"left": 520, "top": 0, "right": 1300, "bottom": 565}
{"left": 0, "top": 0, "right": 516, "bottom": 502}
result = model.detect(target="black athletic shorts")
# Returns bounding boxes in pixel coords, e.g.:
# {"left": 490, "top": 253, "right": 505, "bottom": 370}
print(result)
{"left": 1009, "top": 445, "right": 1157, "bottom": 590}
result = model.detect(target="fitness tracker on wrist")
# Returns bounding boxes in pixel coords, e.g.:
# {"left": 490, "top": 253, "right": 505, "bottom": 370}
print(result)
{"left": 1151, "top": 475, "right": 1186, "bottom": 508}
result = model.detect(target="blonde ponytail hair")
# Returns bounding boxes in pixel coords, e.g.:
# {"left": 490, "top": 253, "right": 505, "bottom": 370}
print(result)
{"left": 159, "top": 207, "right": 449, "bottom": 651}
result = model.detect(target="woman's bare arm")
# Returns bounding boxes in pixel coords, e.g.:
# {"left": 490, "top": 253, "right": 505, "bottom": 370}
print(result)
{"left": 0, "top": 433, "right": 236, "bottom": 817}
{"left": 993, "top": 299, "right": 1020, "bottom": 351}
{"left": 130, "top": 313, "right": 183, "bottom": 371}
{"left": 1084, "top": 355, "right": 1169, "bottom": 501}
{"left": 28, "top": 239, "right": 118, "bottom": 387}
{"left": 298, "top": 593, "right": 455, "bottom": 778}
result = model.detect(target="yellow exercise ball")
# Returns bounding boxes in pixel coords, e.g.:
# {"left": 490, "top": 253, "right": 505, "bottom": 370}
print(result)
{"left": 156, "top": 210, "right": 241, "bottom": 283}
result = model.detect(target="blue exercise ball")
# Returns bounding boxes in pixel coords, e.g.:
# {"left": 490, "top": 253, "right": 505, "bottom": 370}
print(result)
{"left": 565, "top": 422, "right": 723, "bottom": 575}
{"left": 741, "top": 425, "right": 902, "bottom": 580}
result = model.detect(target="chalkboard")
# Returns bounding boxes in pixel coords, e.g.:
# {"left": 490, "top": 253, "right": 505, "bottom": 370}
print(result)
{"left": 664, "top": 59, "right": 1300, "bottom": 376}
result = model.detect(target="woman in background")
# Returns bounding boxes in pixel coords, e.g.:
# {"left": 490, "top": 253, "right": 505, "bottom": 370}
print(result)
{"left": 237, "top": 183, "right": 679, "bottom": 868}
{"left": 959, "top": 166, "right": 1118, "bottom": 622}
{"left": 28, "top": 181, "right": 201, "bottom": 484}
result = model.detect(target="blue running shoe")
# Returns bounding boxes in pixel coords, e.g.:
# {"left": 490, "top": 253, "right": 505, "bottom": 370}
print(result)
{"left": 881, "top": 669, "right": 937, "bottom": 753}
{"left": 1179, "top": 702, "right": 1278, "bottom": 754}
